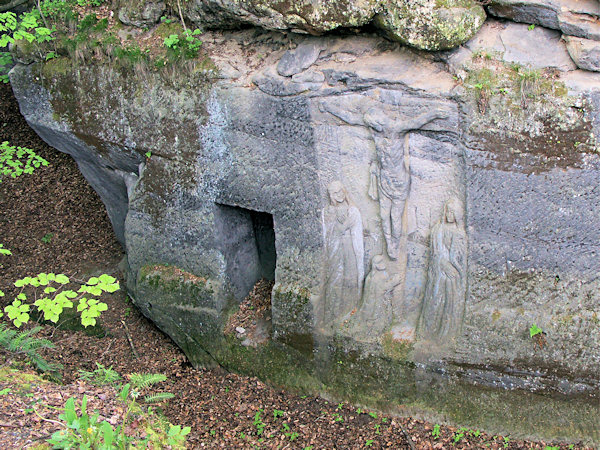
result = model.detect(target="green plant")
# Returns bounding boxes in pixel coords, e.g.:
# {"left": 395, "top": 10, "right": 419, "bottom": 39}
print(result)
{"left": 163, "top": 28, "right": 202, "bottom": 60}
{"left": 4, "top": 272, "right": 117, "bottom": 328}
{"left": 368, "top": 411, "right": 378, "bottom": 419}
{"left": 41, "top": 232, "right": 53, "bottom": 243}
{"left": 365, "top": 440, "right": 373, "bottom": 447}
{"left": 49, "top": 373, "right": 188, "bottom": 449}
{"left": 273, "top": 409, "right": 284, "bottom": 419}
{"left": 0, "top": 243, "right": 11, "bottom": 255}
{"left": 529, "top": 324, "right": 543, "bottom": 338}
{"left": 0, "top": 324, "right": 62, "bottom": 375}
{"left": 528, "top": 24, "right": 535, "bottom": 31}
{"left": 453, "top": 427, "right": 467, "bottom": 444}
{"left": 431, "top": 423, "right": 441, "bottom": 439}
{"left": 144, "top": 151, "right": 151, "bottom": 158}
{"left": 503, "top": 436, "right": 510, "bottom": 448}
{"left": 0, "top": 141, "right": 49, "bottom": 181}
{"left": 281, "top": 422, "right": 298, "bottom": 441}
{"left": 76, "top": 0, "right": 105, "bottom": 7}
{"left": 78, "top": 362, "right": 121, "bottom": 386}
{"left": 253, "top": 409, "right": 265, "bottom": 436}
{"left": 0, "top": 10, "right": 56, "bottom": 82}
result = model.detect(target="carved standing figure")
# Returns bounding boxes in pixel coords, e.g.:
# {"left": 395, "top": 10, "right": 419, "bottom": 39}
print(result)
{"left": 322, "top": 181, "right": 364, "bottom": 326}
{"left": 417, "top": 198, "right": 467, "bottom": 341}
{"left": 320, "top": 101, "right": 448, "bottom": 260}
{"left": 351, "top": 254, "right": 401, "bottom": 339}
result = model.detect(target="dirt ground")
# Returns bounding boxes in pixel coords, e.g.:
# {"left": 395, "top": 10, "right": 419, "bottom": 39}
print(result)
{"left": 0, "top": 82, "right": 591, "bottom": 449}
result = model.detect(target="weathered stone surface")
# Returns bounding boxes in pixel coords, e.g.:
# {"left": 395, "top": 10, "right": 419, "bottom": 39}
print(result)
{"left": 118, "top": 0, "right": 166, "bottom": 28}
{"left": 9, "top": 29, "right": 600, "bottom": 443}
{"left": 184, "top": 0, "right": 381, "bottom": 34}
{"left": 565, "top": 35, "right": 600, "bottom": 72}
{"left": 183, "top": 0, "right": 486, "bottom": 51}
{"left": 277, "top": 42, "right": 324, "bottom": 77}
{"left": 488, "top": 0, "right": 600, "bottom": 40}
{"left": 458, "top": 19, "right": 577, "bottom": 71}
{"left": 374, "top": 0, "right": 486, "bottom": 51}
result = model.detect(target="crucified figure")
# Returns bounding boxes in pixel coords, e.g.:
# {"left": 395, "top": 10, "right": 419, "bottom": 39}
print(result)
{"left": 320, "top": 101, "right": 448, "bottom": 259}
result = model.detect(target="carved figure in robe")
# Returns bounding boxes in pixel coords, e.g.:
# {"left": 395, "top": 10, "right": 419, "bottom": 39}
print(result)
{"left": 322, "top": 181, "right": 364, "bottom": 326}
{"left": 417, "top": 198, "right": 467, "bottom": 341}
{"left": 351, "top": 254, "right": 401, "bottom": 339}
{"left": 320, "top": 101, "right": 448, "bottom": 260}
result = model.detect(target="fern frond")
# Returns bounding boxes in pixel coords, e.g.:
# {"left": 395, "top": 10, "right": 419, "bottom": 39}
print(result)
{"left": 0, "top": 324, "right": 61, "bottom": 378}
{"left": 0, "top": 324, "right": 18, "bottom": 347}
{"left": 143, "top": 392, "right": 174, "bottom": 403}
{"left": 129, "top": 373, "right": 167, "bottom": 390}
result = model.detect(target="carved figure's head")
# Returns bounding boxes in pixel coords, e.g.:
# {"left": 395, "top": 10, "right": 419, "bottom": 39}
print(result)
{"left": 372, "top": 254, "right": 386, "bottom": 271}
{"left": 363, "top": 107, "right": 385, "bottom": 132}
{"left": 328, "top": 180, "right": 348, "bottom": 206}
{"left": 444, "top": 198, "right": 463, "bottom": 225}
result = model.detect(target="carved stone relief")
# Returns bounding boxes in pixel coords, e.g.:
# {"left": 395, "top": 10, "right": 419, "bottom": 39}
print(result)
{"left": 417, "top": 198, "right": 467, "bottom": 341}
{"left": 317, "top": 94, "right": 463, "bottom": 342}
{"left": 348, "top": 254, "right": 401, "bottom": 340}
{"left": 320, "top": 181, "right": 365, "bottom": 330}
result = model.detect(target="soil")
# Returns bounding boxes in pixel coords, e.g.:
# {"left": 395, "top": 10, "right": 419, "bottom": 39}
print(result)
{"left": 0, "top": 82, "right": 591, "bottom": 449}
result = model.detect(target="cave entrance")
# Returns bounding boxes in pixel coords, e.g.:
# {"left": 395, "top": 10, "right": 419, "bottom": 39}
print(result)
{"left": 215, "top": 204, "right": 276, "bottom": 302}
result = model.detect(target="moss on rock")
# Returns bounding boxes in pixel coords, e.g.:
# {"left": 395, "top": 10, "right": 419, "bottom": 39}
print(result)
{"left": 374, "top": 0, "right": 486, "bottom": 51}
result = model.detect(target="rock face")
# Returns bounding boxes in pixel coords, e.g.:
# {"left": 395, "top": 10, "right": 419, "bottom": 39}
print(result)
{"left": 177, "top": 0, "right": 485, "bottom": 51}
{"left": 10, "top": 24, "right": 600, "bottom": 444}
{"left": 488, "top": 0, "right": 600, "bottom": 40}
{"left": 565, "top": 35, "right": 600, "bottom": 72}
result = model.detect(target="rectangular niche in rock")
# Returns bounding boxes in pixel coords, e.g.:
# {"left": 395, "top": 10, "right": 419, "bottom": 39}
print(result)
{"left": 214, "top": 204, "right": 276, "bottom": 301}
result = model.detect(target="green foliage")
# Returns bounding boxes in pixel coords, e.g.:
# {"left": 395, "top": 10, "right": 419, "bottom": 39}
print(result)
{"left": 0, "top": 141, "right": 49, "bottom": 182}
{"left": 0, "top": 324, "right": 62, "bottom": 375}
{"left": 0, "top": 9, "right": 57, "bottom": 83}
{"left": 453, "top": 427, "right": 468, "bottom": 444}
{"left": 529, "top": 324, "right": 543, "bottom": 338}
{"left": 253, "top": 409, "right": 266, "bottom": 436}
{"left": 4, "top": 298, "right": 30, "bottom": 327}
{"left": 163, "top": 28, "right": 202, "bottom": 60}
{"left": 48, "top": 372, "right": 188, "bottom": 449}
{"left": 144, "top": 392, "right": 175, "bottom": 403}
{"left": 78, "top": 362, "right": 121, "bottom": 386}
{"left": 129, "top": 372, "right": 166, "bottom": 390}
{"left": 5, "top": 272, "right": 117, "bottom": 328}
{"left": 76, "top": 0, "right": 104, "bottom": 7}
{"left": 41, "top": 232, "right": 53, "bottom": 243}
{"left": 431, "top": 423, "right": 441, "bottom": 439}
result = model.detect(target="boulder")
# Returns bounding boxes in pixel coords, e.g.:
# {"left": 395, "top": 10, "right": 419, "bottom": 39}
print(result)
{"left": 118, "top": 0, "right": 166, "bottom": 28}
{"left": 373, "top": 0, "right": 486, "bottom": 51}
{"left": 565, "top": 35, "right": 600, "bottom": 72}
{"left": 184, "top": 0, "right": 381, "bottom": 34}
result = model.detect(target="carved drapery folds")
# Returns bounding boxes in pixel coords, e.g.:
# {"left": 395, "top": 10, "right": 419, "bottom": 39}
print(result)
{"left": 417, "top": 198, "right": 467, "bottom": 341}
{"left": 318, "top": 100, "right": 465, "bottom": 344}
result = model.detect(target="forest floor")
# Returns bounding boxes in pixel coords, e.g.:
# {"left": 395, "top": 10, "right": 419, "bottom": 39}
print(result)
{"left": 0, "top": 82, "right": 592, "bottom": 449}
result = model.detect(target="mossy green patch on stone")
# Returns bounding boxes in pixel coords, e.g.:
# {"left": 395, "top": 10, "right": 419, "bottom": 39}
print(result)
{"left": 374, "top": 0, "right": 485, "bottom": 51}
{"left": 40, "top": 57, "right": 72, "bottom": 78}
{"left": 381, "top": 332, "right": 413, "bottom": 360}
{"left": 138, "top": 264, "right": 216, "bottom": 309}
